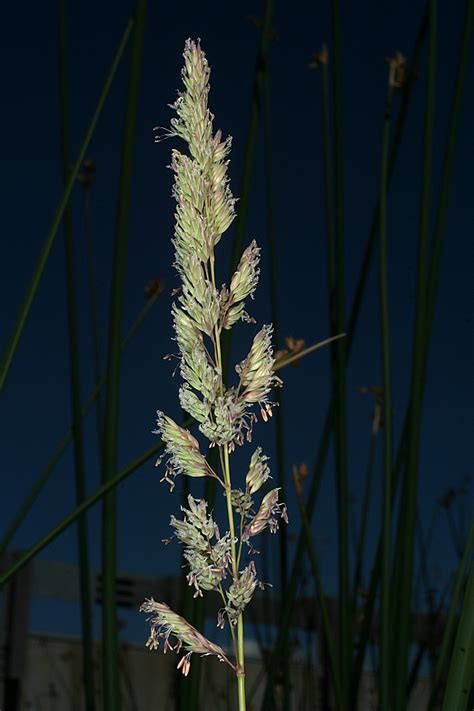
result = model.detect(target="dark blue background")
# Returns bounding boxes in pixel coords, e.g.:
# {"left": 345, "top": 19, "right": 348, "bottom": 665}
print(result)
{"left": 1, "top": 0, "right": 472, "bottom": 643}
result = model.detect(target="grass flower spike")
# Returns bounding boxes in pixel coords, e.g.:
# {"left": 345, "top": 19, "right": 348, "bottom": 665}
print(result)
{"left": 142, "top": 39, "right": 287, "bottom": 710}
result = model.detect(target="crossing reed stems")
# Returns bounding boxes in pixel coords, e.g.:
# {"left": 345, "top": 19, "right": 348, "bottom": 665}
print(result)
{"left": 391, "top": 4, "right": 436, "bottom": 707}
{"left": 101, "top": 3, "right": 146, "bottom": 707}
{"left": 0, "top": 286, "right": 163, "bottom": 559}
{"left": 0, "top": 18, "right": 133, "bottom": 393}
{"left": 262, "top": 9, "right": 428, "bottom": 705}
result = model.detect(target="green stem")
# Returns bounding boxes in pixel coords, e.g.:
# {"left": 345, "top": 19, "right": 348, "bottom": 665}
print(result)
{"left": 83, "top": 186, "right": 104, "bottom": 451}
{"left": 296, "top": 488, "right": 344, "bottom": 709}
{"left": 262, "top": 47, "right": 289, "bottom": 709}
{"left": 428, "top": 513, "right": 474, "bottom": 709}
{"left": 0, "top": 17, "right": 133, "bottom": 393}
{"left": 378, "top": 84, "right": 394, "bottom": 711}
{"left": 57, "top": 2, "right": 95, "bottom": 707}
{"left": 441, "top": 535, "right": 474, "bottom": 711}
{"left": 212, "top": 249, "right": 246, "bottom": 710}
{"left": 352, "top": 405, "right": 380, "bottom": 601}
{"left": 101, "top": 3, "right": 146, "bottom": 708}
{"left": 330, "top": 0, "right": 350, "bottom": 704}
{"left": 391, "top": 5, "right": 436, "bottom": 708}
{"left": 262, "top": 13, "right": 429, "bottom": 704}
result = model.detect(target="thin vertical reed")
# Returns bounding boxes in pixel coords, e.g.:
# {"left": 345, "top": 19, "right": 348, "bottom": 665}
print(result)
{"left": 57, "top": 3, "right": 95, "bottom": 708}
{"left": 441, "top": 540, "right": 474, "bottom": 711}
{"left": 101, "top": 2, "right": 146, "bottom": 708}
{"left": 352, "top": 406, "right": 380, "bottom": 601}
{"left": 0, "top": 18, "right": 133, "bottom": 393}
{"left": 319, "top": 45, "right": 336, "bottom": 324}
{"left": 424, "top": 0, "right": 474, "bottom": 335}
{"left": 221, "top": 0, "right": 274, "bottom": 372}
{"left": 354, "top": 0, "right": 471, "bottom": 690}
{"left": 295, "top": 485, "right": 344, "bottom": 709}
{"left": 391, "top": 4, "right": 436, "bottom": 707}
{"left": 185, "top": 7, "right": 274, "bottom": 706}
{"left": 83, "top": 183, "right": 104, "bottom": 448}
{"left": 330, "top": 0, "right": 350, "bottom": 704}
{"left": 262, "top": 59, "right": 291, "bottom": 710}
{"left": 262, "top": 13, "right": 427, "bottom": 701}
{"left": 428, "top": 513, "right": 474, "bottom": 709}
{"left": 378, "top": 79, "right": 394, "bottom": 710}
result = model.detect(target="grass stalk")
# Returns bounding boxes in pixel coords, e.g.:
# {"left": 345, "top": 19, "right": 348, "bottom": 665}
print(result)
{"left": 319, "top": 45, "right": 335, "bottom": 312}
{"left": 262, "top": 53, "right": 291, "bottom": 710}
{"left": 391, "top": 4, "right": 436, "bottom": 707}
{"left": 441, "top": 535, "right": 474, "bottom": 711}
{"left": 354, "top": 0, "right": 471, "bottom": 693}
{"left": 185, "top": 8, "right": 274, "bottom": 705}
{"left": 262, "top": 12, "right": 428, "bottom": 705}
{"left": 329, "top": 0, "right": 350, "bottom": 704}
{"left": 83, "top": 182, "right": 104, "bottom": 450}
{"left": 294, "top": 479, "right": 344, "bottom": 709}
{"left": 57, "top": 2, "right": 95, "bottom": 708}
{"left": 352, "top": 405, "right": 380, "bottom": 602}
{"left": 0, "top": 287, "right": 163, "bottom": 558}
{"left": 428, "top": 513, "right": 474, "bottom": 709}
{"left": 100, "top": 3, "right": 146, "bottom": 707}
{"left": 221, "top": 0, "right": 274, "bottom": 370}
{"left": 0, "top": 17, "right": 133, "bottom": 393}
{"left": 378, "top": 80, "right": 394, "bottom": 710}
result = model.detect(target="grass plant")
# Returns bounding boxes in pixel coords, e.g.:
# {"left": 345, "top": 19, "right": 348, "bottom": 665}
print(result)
{"left": 139, "top": 39, "right": 288, "bottom": 711}
{"left": 1, "top": 3, "right": 471, "bottom": 708}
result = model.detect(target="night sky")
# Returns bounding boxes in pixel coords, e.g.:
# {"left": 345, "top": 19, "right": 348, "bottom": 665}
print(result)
{"left": 1, "top": 0, "right": 472, "bottom": 644}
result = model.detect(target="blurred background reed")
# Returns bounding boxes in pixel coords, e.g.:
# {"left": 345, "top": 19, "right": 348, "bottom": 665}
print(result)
{"left": 0, "top": 0, "right": 472, "bottom": 709}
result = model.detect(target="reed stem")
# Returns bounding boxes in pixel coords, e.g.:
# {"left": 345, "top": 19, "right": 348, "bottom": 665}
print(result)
{"left": 391, "top": 5, "right": 436, "bottom": 707}
{"left": 57, "top": 2, "right": 95, "bottom": 707}
{"left": 378, "top": 82, "right": 394, "bottom": 711}
{"left": 101, "top": 3, "right": 146, "bottom": 708}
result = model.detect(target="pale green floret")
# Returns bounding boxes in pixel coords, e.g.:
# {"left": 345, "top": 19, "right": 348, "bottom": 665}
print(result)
{"left": 245, "top": 447, "right": 271, "bottom": 495}
{"left": 181, "top": 495, "right": 216, "bottom": 538}
{"left": 179, "top": 385, "right": 211, "bottom": 423}
{"left": 173, "top": 305, "right": 217, "bottom": 402}
{"left": 225, "top": 561, "right": 259, "bottom": 626}
{"left": 230, "top": 240, "right": 261, "bottom": 303}
{"left": 178, "top": 256, "right": 220, "bottom": 336}
{"left": 155, "top": 412, "right": 210, "bottom": 484}
{"left": 230, "top": 488, "right": 253, "bottom": 517}
{"left": 237, "top": 325, "right": 281, "bottom": 407}
{"left": 139, "top": 599, "right": 233, "bottom": 675}
{"left": 170, "top": 496, "right": 232, "bottom": 597}
{"left": 242, "top": 488, "right": 288, "bottom": 541}
{"left": 199, "top": 390, "right": 248, "bottom": 448}
{"left": 184, "top": 549, "right": 229, "bottom": 596}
